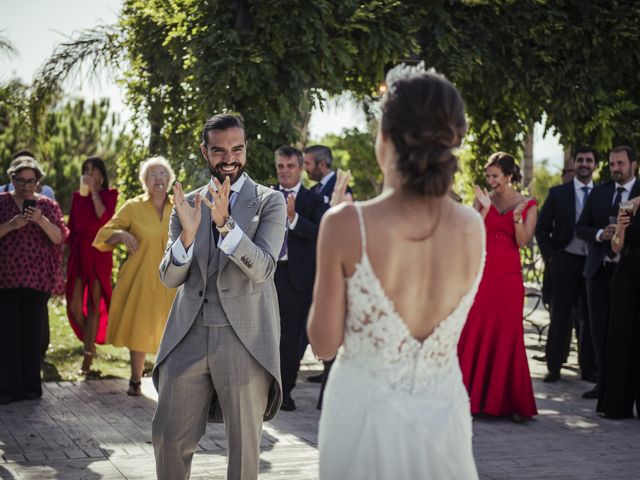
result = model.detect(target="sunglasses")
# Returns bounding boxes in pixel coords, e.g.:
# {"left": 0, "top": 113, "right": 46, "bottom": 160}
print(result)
{"left": 13, "top": 178, "right": 38, "bottom": 186}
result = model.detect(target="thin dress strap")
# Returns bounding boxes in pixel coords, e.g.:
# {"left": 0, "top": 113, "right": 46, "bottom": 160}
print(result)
{"left": 354, "top": 202, "right": 367, "bottom": 253}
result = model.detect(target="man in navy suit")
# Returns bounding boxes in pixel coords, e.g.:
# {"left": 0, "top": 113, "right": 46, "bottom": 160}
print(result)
{"left": 576, "top": 145, "right": 640, "bottom": 399}
{"left": 274, "top": 146, "right": 328, "bottom": 411}
{"left": 303, "top": 145, "right": 352, "bottom": 204}
{"left": 536, "top": 147, "right": 597, "bottom": 385}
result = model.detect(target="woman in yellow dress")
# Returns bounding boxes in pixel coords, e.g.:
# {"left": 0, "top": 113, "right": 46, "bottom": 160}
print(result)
{"left": 93, "top": 156, "right": 177, "bottom": 396}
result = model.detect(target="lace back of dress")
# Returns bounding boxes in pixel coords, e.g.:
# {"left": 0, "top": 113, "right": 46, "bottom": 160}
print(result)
{"left": 341, "top": 204, "right": 486, "bottom": 396}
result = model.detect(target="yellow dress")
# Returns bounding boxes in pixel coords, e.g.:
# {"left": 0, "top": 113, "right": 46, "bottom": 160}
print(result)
{"left": 93, "top": 194, "right": 176, "bottom": 353}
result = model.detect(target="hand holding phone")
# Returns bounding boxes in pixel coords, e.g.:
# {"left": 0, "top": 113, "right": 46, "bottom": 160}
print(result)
{"left": 22, "top": 199, "right": 36, "bottom": 215}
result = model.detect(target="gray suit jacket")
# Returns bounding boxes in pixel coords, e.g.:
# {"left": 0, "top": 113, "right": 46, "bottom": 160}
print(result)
{"left": 154, "top": 175, "right": 287, "bottom": 421}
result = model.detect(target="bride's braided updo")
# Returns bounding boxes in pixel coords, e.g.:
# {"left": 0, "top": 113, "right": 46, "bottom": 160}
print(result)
{"left": 380, "top": 71, "right": 467, "bottom": 197}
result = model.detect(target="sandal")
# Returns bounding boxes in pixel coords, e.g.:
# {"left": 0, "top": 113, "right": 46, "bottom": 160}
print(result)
{"left": 127, "top": 380, "right": 142, "bottom": 396}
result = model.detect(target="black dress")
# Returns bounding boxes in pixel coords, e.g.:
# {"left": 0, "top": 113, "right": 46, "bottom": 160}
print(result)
{"left": 597, "top": 210, "right": 640, "bottom": 418}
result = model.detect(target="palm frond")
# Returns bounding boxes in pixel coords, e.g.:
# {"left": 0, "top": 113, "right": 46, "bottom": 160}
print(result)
{"left": 0, "top": 32, "right": 18, "bottom": 57}
{"left": 31, "top": 24, "right": 124, "bottom": 107}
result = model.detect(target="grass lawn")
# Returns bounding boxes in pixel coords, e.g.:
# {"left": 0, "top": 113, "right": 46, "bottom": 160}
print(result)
{"left": 42, "top": 297, "right": 156, "bottom": 382}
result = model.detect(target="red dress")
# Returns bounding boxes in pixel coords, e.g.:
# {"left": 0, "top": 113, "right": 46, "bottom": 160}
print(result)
{"left": 65, "top": 189, "right": 118, "bottom": 344}
{"left": 458, "top": 199, "right": 538, "bottom": 418}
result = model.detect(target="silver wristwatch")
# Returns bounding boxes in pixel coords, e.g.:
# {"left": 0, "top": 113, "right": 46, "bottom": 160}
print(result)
{"left": 216, "top": 215, "right": 236, "bottom": 235}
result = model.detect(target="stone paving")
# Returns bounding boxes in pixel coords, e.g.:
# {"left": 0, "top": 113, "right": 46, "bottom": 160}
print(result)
{"left": 1, "top": 306, "right": 639, "bottom": 479}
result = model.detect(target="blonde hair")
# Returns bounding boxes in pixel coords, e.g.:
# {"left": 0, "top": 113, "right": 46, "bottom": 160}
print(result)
{"left": 139, "top": 156, "right": 176, "bottom": 192}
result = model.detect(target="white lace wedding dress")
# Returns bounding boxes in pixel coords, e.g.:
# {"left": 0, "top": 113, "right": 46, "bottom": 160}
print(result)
{"left": 318, "top": 204, "right": 485, "bottom": 480}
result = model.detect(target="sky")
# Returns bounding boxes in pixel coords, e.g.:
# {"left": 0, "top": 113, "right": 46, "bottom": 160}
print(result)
{"left": 1, "top": 0, "right": 564, "bottom": 170}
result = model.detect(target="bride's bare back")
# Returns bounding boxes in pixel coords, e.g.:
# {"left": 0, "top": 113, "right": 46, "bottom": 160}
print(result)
{"left": 343, "top": 197, "right": 483, "bottom": 342}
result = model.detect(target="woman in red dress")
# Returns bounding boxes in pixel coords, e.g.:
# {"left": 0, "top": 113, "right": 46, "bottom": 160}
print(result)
{"left": 458, "top": 152, "right": 538, "bottom": 422}
{"left": 66, "top": 157, "right": 118, "bottom": 374}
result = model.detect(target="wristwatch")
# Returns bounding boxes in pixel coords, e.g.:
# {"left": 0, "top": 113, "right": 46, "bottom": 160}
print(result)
{"left": 514, "top": 217, "right": 523, "bottom": 224}
{"left": 216, "top": 215, "right": 236, "bottom": 235}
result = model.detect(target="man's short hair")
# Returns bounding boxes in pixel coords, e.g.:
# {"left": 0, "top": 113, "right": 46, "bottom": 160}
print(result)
{"left": 303, "top": 145, "right": 333, "bottom": 168}
{"left": 201, "top": 114, "right": 246, "bottom": 145}
{"left": 574, "top": 146, "right": 597, "bottom": 163}
{"left": 275, "top": 146, "right": 303, "bottom": 166}
{"left": 611, "top": 145, "right": 637, "bottom": 164}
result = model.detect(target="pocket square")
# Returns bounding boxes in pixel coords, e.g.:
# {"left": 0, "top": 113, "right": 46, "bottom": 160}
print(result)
{"left": 251, "top": 215, "right": 260, "bottom": 222}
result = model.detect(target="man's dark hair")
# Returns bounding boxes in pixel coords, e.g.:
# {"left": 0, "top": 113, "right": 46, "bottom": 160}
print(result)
{"left": 303, "top": 145, "right": 333, "bottom": 168}
{"left": 574, "top": 146, "right": 598, "bottom": 163}
{"left": 201, "top": 114, "right": 246, "bottom": 145}
{"left": 12, "top": 150, "right": 36, "bottom": 160}
{"left": 275, "top": 145, "right": 303, "bottom": 166}
{"left": 611, "top": 145, "right": 637, "bottom": 164}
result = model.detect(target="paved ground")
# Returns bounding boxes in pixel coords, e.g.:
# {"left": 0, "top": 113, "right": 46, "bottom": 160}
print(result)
{"left": 1, "top": 306, "right": 639, "bottom": 479}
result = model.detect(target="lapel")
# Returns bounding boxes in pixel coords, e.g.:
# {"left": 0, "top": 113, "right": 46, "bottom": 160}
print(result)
{"left": 629, "top": 177, "right": 640, "bottom": 198}
{"left": 194, "top": 184, "right": 212, "bottom": 285}
{"left": 217, "top": 176, "right": 260, "bottom": 274}
{"left": 562, "top": 181, "right": 576, "bottom": 222}
{"left": 295, "top": 186, "right": 308, "bottom": 214}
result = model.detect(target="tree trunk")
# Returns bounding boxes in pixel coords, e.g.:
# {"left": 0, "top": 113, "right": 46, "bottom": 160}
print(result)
{"left": 522, "top": 125, "right": 534, "bottom": 188}
{"left": 562, "top": 146, "right": 574, "bottom": 183}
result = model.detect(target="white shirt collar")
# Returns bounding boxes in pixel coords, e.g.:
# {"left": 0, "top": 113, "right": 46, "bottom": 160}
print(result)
{"left": 319, "top": 170, "right": 335, "bottom": 187}
{"left": 279, "top": 182, "right": 301, "bottom": 194}
{"left": 615, "top": 176, "right": 636, "bottom": 192}
{"left": 573, "top": 178, "right": 594, "bottom": 190}
{"left": 208, "top": 172, "right": 247, "bottom": 194}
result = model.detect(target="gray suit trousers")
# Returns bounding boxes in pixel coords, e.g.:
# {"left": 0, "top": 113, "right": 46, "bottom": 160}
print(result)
{"left": 152, "top": 314, "right": 271, "bottom": 480}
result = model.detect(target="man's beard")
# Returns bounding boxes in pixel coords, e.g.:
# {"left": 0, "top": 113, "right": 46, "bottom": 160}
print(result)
{"left": 209, "top": 162, "right": 245, "bottom": 184}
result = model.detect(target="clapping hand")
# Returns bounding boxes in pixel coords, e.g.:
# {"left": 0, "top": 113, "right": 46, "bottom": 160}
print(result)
{"left": 512, "top": 199, "right": 528, "bottom": 222}
{"left": 330, "top": 168, "right": 353, "bottom": 207}
{"left": 286, "top": 193, "right": 296, "bottom": 222}
{"left": 202, "top": 176, "right": 231, "bottom": 227}
{"left": 474, "top": 185, "right": 491, "bottom": 212}
{"left": 173, "top": 182, "right": 202, "bottom": 247}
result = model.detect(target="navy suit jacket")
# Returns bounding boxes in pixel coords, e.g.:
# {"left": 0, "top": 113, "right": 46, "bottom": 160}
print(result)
{"left": 535, "top": 181, "right": 582, "bottom": 261}
{"left": 576, "top": 179, "right": 640, "bottom": 278}
{"left": 280, "top": 186, "right": 328, "bottom": 293}
{"left": 314, "top": 172, "right": 353, "bottom": 203}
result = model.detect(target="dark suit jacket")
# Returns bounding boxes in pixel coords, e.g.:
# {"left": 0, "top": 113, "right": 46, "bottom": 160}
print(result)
{"left": 576, "top": 179, "right": 640, "bottom": 279}
{"left": 315, "top": 172, "right": 353, "bottom": 202}
{"left": 280, "top": 186, "right": 328, "bottom": 293}
{"left": 535, "top": 181, "right": 582, "bottom": 261}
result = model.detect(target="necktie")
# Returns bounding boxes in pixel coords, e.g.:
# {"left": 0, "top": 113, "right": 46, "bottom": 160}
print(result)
{"left": 313, "top": 183, "right": 323, "bottom": 194}
{"left": 611, "top": 186, "right": 625, "bottom": 215}
{"left": 279, "top": 190, "right": 291, "bottom": 259}
{"left": 580, "top": 186, "right": 590, "bottom": 209}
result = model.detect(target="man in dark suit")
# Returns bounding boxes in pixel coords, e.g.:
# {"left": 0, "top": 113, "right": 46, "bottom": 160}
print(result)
{"left": 576, "top": 145, "right": 640, "bottom": 399}
{"left": 303, "top": 145, "right": 352, "bottom": 204}
{"left": 302, "top": 145, "right": 353, "bottom": 405}
{"left": 536, "top": 147, "right": 597, "bottom": 384}
{"left": 274, "top": 146, "right": 328, "bottom": 411}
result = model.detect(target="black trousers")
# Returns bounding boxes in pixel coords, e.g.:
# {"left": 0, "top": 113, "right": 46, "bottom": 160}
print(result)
{"left": 597, "top": 255, "right": 640, "bottom": 418}
{"left": 0, "top": 288, "right": 47, "bottom": 402}
{"left": 545, "top": 251, "right": 594, "bottom": 376}
{"left": 41, "top": 293, "right": 50, "bottom": 359}
{"left": 275, "top": 263, "right": 312, "bottom": 397}
{"left": 586, "top": 262, "right": 617, "bottom": 379}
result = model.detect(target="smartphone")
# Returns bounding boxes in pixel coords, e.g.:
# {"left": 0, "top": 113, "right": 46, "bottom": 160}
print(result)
{"left": 23, "top": 199, "right": 36, "bottom": 215}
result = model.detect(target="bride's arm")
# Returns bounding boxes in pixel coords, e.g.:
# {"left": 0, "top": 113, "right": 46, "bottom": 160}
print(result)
{"left": 307, "top": 208, "right": 348, "bottom": 361}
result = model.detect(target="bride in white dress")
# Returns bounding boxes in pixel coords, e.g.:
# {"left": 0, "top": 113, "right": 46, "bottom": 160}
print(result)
{"left": 307, "top": 68, "right": 485, "bottom": 479}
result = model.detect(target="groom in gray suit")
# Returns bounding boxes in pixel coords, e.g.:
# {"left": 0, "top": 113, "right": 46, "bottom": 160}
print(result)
{"left": 152, "top": 114, "right": 287, "bottom": 480}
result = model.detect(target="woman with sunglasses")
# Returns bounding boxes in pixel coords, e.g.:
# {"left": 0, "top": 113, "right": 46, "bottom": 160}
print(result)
{"left": 66, "top": 157, "right": 118, "bottom": 375}
{"left": 93, "top": 157, "right": 177, "bottom": 396}
{"left": 0, "top": 156, "right": 68, "bottom": 404}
